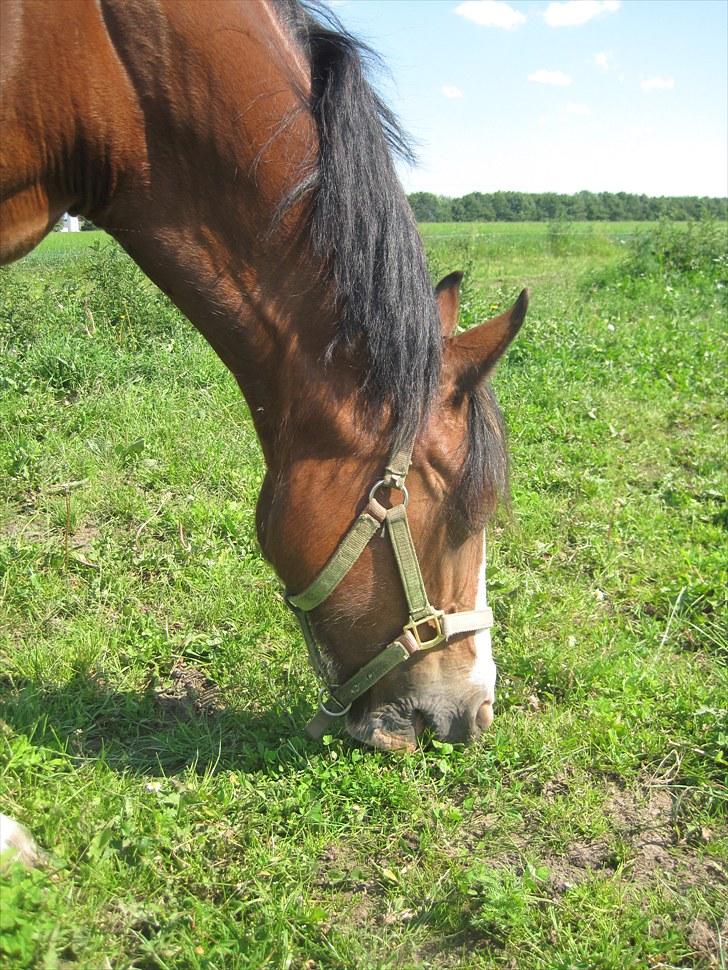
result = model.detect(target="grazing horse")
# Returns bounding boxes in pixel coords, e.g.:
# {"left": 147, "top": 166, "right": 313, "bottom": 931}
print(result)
{"left": 0, "top": 0, "right": 528, "bottom": 764}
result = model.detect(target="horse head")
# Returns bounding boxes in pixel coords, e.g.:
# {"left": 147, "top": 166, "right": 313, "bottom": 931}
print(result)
{"left": 1, "top": 0, "right": 530, "bottom": 752}
{"left": 257, "top": 275, "right": 528, "bottom": 751}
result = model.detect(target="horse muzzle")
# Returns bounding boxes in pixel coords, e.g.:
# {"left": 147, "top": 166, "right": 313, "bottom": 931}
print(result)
{"left": 346, "top": 695, "right": 496, "bottom": 751}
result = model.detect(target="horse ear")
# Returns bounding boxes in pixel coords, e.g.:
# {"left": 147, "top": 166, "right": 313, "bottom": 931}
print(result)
{"left": 449, "top": 289, "right": 529, "bottom": 388}
{"left": 435, "top": 271, "right": 464, "bottom": 337}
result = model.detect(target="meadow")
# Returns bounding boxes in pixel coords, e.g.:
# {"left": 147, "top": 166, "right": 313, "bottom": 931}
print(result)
{"left": 1, "top": 220, "right": 726, "bottom": 968}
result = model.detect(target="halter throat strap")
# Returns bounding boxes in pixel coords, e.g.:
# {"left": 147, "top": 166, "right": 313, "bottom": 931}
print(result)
{"left": 285, "top": 441, "right": 493, "bottom": 739}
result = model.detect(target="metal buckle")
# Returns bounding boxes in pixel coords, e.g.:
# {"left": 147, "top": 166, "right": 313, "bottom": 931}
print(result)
{"left": 318, "top": 687, "right": 351, "bottom": 717}
{"left": 403, "top": 609, "right": 446, "bottom": 650}
{"left": 368, "top": 478, "right": 409, "bottom": 508}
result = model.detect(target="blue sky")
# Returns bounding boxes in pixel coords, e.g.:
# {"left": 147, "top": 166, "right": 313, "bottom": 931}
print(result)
{"left": 325, "top": 0, "right": 728, "bottom": 197}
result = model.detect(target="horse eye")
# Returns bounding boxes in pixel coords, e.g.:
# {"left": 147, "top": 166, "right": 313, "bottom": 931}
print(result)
{"left": 449, "top": 388, "right": 465, "bottom": 409}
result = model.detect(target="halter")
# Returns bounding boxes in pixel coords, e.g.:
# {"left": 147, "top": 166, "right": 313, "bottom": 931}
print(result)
{"left": 285, "top": 441, "right": 494, "bottom": 739}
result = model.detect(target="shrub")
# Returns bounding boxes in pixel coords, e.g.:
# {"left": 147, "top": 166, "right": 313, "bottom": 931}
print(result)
{"left": 586, "top": 218, "right": 727, "bottom": 299}
{"left": 81, "top": 244, "right": 183, "bottom": 347}
{"left": 625, "top": 219, "right": 727, "bottom": 280}
{"left": 547, "top": 220, "right": 574, "bottom": 256}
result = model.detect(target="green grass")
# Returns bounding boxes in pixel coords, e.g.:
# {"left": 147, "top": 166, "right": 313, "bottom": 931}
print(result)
{"left": 420, "top": 220, "right": 647, "bottom": 238}
{"left": 1, "top": 223, "right": 726, "bottom": 968}
{"left": 36, "top": 231, "right": 110, "bottom": 251}
{"left": 18, "top": 231, "right": 113, "bottom": 270}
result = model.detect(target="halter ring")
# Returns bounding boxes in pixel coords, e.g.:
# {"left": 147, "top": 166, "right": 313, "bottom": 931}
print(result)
{"left": 368, "top": 479, "right": 409, "bottom": 508}
{"left": 318, "top": 687, "right": 352, "bottom": 717}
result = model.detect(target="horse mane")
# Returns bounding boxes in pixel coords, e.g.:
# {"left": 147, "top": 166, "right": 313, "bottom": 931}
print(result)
{"left": 275, "top": 0, "right": 509, "bottom": 523}
{"left": 275, "top": 0, "right": 441, "bottom": 450}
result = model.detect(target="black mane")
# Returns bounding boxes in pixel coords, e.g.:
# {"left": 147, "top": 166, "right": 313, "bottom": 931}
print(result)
{"left": 275, "top": 0, "right": 509, "bottom": 523}
{"left": 276, "top": 0, "right": 441, "bottom": 449}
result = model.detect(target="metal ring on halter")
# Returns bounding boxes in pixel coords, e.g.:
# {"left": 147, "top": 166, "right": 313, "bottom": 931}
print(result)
{"left": 368, "top": 478, "right": 409, "bottom": 508}
{"left": 318, "top": 687, "right": 352, "bottom": 717}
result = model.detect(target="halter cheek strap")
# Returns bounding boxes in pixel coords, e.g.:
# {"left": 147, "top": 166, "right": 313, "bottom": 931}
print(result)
{"left": 285, "top": 442, "right": 493, "bottom": 739}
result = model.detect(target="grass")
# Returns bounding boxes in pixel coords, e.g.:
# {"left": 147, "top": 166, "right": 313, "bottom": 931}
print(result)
{"left": 17, "top": 231, "right": 113, "bottom": 269}
{"left": 1, "top": 221, "right": 726, "bottom": 968}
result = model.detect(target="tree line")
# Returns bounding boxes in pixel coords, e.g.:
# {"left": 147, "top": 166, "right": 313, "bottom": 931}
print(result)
{"left": 407, "top": 191, "right": 727, "bottom": 223}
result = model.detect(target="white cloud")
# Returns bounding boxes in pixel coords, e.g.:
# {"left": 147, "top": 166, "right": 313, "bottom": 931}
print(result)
{"left": 544, "top": 1, "right": 620, "bottom": 28}
{"left": 593, "top": 51, "right": 611, "bottom": 72}
{"left": 455, "top": 0, "right": 526, "bottom": 30}
{"left": 641, "top": 76, "right": 676, "bottom": 92}
{"left": 528, "top": 69, "right": 573, "bottom": 87}
{"left": 441, "top": 84, "right": 464, "bottom": 99}
{"left": 565, "top": 101, "right": 592, "bottom": 116}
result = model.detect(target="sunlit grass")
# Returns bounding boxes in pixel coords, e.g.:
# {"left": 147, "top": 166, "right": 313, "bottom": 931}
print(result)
{"left": 1, "top": 224, "right": 726, "bottom": 968}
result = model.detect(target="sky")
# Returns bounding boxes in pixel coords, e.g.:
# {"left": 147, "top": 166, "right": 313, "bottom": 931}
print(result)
{"left": 325, "top": 0, "right": 728, "bottom": 198}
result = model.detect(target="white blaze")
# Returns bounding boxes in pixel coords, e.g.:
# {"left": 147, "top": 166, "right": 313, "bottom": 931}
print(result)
{"left": 468, "top": 535, "right": 497, "bottom": 701}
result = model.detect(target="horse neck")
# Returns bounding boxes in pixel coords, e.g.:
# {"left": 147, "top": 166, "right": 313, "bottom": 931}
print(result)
{"left": 113, "top": 222, "right": 348, "bottom": 463}
{"left": 116, "top": 223, "right": 387, "bottom": 579}
{"left": 3, "top": 0, "right": 390, "bottom": 556}
{"left": 82, "top": 0, "right": 367, "bottom": 470}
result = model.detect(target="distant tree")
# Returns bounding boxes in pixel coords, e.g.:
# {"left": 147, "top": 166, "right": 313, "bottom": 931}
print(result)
{"left": 407, "top": 190, "right": 727, "bottom": 223}
{"left": 450, "top": 198, "right": 467, "bottom": 222}
{"left": 460, "top": 193, "right": 487, "bottom": 221}
{"left": 569, "top": 193, "right": 587, "bottom": 220}
{"left": 409, "top": 192, "right": 438, "bottom": 221}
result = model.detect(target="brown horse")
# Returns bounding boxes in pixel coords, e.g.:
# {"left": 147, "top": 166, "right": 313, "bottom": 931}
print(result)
{"left": 0, "top": 0, "right": 527, "bottom": 756}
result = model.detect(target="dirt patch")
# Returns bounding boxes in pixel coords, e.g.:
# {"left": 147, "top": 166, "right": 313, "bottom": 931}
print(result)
{"left": 689, "top": 915, "right": 728, "bottom": 968}
{"left": 605, "top": 785, "right": 676, "bottom": 881}
{"left": 605, "top": 785, "right": 726, "bottom": 889}
{"left": 153, "top": 661, "right": 225, "bottom": 716}
{"left": 0, "top": 518, "right": 48, "bottom": 543}
{"left": 71, "top": 523, "right": 100, "bottom": 553}
{"left": 541, "top": 776, "right": 571, "bottom": 801}
{"left": 314, "top": 839, "right": 442, "bottom": 934}
{"left": 474, "top": 781, "right": 727, "bottom": 903}
{"left": 344, "top": 891, "right": 379, "bottom": 929}
{"left": 544, "top": 842, "right": 616, "bottom": 896}
{"left": 457, "top": 813, "right": 500, "bottom": 852}
{"left": 541, "top": 784, "right": 728, "bottom": 897}
{"left": 415, "top": 928, "right": 504, "bottom": 970}
{"left": 565, "top": 837, "right": 615, "bottom": 871}
{"left": 312, "top": 844, "right": 385, "bottom": 937}
{"left": 314, "top": 844, "right": 382, "bottom": 895}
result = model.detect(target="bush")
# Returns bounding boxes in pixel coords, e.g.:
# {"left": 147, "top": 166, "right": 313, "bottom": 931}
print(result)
{"left": 547, "top": 220, "right": 574, "bottom": 256}
{"left": 586, "top": 219, "right": 728, "bottom": 299}
{"left": 81, "top": 244, "right": 183, "bottom": 347}
{"left": 625, "top": 219, "right": 728, "bottom": 280}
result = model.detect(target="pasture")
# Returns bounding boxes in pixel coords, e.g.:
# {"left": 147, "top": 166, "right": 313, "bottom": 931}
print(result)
{"left": 1, "top": 221, "right": 726, "bottom": 968}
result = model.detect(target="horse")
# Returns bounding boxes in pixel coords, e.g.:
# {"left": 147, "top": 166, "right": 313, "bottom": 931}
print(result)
{"left": 0, "top": 0, "right": 528, "bottom": 777}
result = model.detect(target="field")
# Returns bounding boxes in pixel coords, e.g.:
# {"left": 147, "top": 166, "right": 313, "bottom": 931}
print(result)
{"left": 1, "top": 221, "right": 726, "bottom": 968}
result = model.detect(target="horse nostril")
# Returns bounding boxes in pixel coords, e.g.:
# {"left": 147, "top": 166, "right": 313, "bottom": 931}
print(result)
{"left": 413, "top": 711, "right": 428, "bottom": 738}
{"left": 476, "top": 701, "right": 494, "bottom": 730}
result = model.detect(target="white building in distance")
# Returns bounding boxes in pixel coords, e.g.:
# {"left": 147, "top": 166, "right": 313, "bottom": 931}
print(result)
{"left": 60, "top": 213, "right": 80, "bottom": 232}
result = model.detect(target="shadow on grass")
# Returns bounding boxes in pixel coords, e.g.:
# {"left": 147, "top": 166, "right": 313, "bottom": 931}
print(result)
{"left": 0, "top": 670, "right": 319, "bottom": 776}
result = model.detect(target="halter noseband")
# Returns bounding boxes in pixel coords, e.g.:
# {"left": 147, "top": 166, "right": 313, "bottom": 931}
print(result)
{"left": 285, "top": 442, "right": 493, "bottom": 739}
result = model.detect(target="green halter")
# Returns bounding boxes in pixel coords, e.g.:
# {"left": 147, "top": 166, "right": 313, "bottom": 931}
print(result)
{"left": 285, "top": 442, "right": 493, "bottom": 739}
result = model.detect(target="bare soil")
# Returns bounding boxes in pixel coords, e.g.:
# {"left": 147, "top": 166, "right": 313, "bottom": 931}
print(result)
{"left": 152, "top": 661, "right": 226, "bottom": 716}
